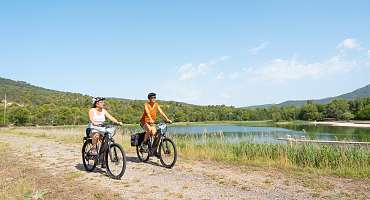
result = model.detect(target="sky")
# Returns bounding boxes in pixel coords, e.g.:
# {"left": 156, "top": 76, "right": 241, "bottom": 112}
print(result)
{"left": 0, "top": 0, "right": 370, "bottom": 107}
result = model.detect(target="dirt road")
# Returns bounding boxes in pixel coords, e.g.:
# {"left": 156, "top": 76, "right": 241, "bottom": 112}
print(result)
{"left": 0, "top": 133, "right": 368, "bottom": 200}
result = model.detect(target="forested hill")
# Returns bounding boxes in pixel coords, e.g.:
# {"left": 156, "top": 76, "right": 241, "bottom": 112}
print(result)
{"left": 1, "top": 76, "right": 370, "bottom": 125}
{"left": 0, "top": 76, "right": 244, "bottom": 125}
{"left": 0, "top": 77, "right": 91, "bottom": 106}
{"left": 250, "top": 84, "right": 370, "bottom": 108}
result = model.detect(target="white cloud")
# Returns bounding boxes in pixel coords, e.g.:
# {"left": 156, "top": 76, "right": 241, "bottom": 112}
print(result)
{"left": 178, "top": 63, "right": 210, "bottom": 80}
{"left": 242, "top": 67, "right": 253, "bottom": 73}
{"left": 178, "top": 56, "right": 230, "bottom": 80}
{"left": 242, "top": 38, "right": 370, "bottom": 82}
{"left": 178, "top": 63, "right": 197, "bottom": 80}
{"left": 249, "top": 41, "right": 269, "bottom": 55}
{"left": 228, "top": 72, "right": 239, "bottom": 80}
{"left": 216, "top": 72, "right": 225, "bottom": 80}
{"left": 337, "top": 38, "right": 360, "bottom": 49}
{"left": 247, "top": 55, "right": 357, "bottom": 82}
{"left": 219, "top": 56, "right": 231, "bottom": 61}
{"left": 160, "top": 80, "right": 203, "bottom": 102}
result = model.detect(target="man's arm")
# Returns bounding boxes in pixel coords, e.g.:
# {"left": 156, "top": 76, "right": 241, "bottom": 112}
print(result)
{"left": 158, "top": 105, "right": 172, "bottom": 123}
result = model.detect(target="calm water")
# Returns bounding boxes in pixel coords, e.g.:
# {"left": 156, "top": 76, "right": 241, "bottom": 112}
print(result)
{"left": 166, "top": 124, "right": 370, "bottom": 144}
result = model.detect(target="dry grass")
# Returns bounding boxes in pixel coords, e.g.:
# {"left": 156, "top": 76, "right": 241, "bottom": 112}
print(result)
{"left": 64, "top": 171, "right": 83, "bottom": 181}
{"left": 0, "top": 141, "right": 121, "bottom": 200}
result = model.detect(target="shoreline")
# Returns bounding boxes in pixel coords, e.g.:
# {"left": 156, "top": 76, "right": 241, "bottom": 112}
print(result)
{"left": 311, "top": 121, "right": 370, "bottom": 128}
{"left": 2, "top": 120, "right": 370, "bottom": 128}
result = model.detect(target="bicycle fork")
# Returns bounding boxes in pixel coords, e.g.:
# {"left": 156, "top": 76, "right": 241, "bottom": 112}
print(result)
{"left": 108, "top": 144, "right": 119, "bottom": 162}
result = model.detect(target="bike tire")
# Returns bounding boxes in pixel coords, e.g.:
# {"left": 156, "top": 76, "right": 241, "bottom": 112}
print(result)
{"left": 105, "top": 143, "right": 126, "bottom": 180}
{"left": 82, "top": 139, "right": 97, "bottom": 172}
{"left": 136, "top": 145, "right": 150, "bottom": 162}
{"left": 159, "top": 138, "right": 177, "bottom": 168}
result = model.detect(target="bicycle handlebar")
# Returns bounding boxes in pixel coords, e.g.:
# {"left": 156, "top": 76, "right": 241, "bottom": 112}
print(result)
{"left": 154, "top": 121, "right": 172, "bottom": 125}
{"left": 96, "top": 123, "right": 123, "bottom": 127}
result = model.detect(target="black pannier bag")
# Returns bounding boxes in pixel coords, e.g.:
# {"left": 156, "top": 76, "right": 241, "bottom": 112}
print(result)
{"left": 131, "top": 132, "right": 145, "bottom": 146}
{"left": 85, "top": 128, "right": 92, "bottom": 138}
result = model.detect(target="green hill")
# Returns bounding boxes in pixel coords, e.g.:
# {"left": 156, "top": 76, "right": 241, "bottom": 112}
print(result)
{"left": 249, "top": 84, "right": 370, "bottom": 108}
{"left": 0, "top": 77, "right": 91, "bottom": 106}
{"left": 0, "top": 76, "right": 244, "bottom": 125}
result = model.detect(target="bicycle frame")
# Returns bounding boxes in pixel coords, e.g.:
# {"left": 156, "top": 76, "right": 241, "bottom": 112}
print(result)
{"left": 147, "top": 123, "right": 168, "bottom": 155}
{"left": 91, "top": 126, "right": 117, "bottom": 163}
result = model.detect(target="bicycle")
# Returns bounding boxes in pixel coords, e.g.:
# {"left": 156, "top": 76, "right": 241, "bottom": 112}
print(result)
{"left": 131, "top": 122, "right": 177, "bottom": 168}
{"left": 82, "top": 124, "right": 126, "bottom": 179}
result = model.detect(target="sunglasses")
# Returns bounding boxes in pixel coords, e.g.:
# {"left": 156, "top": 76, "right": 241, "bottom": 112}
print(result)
{"left": 150, "top": 97, "right": 156, "bottom": 99}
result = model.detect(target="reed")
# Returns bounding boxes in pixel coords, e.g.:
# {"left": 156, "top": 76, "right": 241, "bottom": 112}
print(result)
{"left": 172, "top": 133, "right": 369, "bottom": 178}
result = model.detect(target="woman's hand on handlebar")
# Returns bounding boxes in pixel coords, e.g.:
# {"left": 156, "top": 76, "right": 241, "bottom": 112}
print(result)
{"left": 166, "top": 119, "right": 172, "bottom": 124}
{"left": 116, "top": 121, "right": 123, "bottom": 126}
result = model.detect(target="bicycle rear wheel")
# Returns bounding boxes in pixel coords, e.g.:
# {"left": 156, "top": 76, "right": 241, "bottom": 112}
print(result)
{"left": 82, "top": 139, "right": 97, "bottom": 172}
{"left": 159, "top": 138, "right": 177, "bottom": 168}
{"left": 105, "top": 143, "right": 126, "bottom": 179}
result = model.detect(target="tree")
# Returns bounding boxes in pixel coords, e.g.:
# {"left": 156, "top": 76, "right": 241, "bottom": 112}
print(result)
{"left": 9, "top": 107, "right": 30, "bottom": 125}
{"left": 300, "top": 103, "right": 323, "bottom": 121}
{"left": 271, "top": 106, "right": 282, "bottom": 122}
{"left": 324, "top": 99, "right": 352, "bottom": 120}
{"left": 281, "top": 106, "right": 299, "bottom": 121}
{"left": 357, "top": 104, "right": 370, "bottom": 120}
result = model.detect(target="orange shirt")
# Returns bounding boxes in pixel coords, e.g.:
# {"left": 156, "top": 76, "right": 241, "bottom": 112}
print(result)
{"left": 140, "top": 102, "right": 158, "bottom": 123}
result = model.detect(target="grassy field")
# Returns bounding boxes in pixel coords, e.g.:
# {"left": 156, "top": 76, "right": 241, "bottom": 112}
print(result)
{"left": 1, "top": 125, "right": 369, "bottom": 179}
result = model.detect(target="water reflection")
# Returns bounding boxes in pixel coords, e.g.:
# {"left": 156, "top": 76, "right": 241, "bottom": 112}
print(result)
{"left": 165, "top": 124, "right": 370, "bottom": 144}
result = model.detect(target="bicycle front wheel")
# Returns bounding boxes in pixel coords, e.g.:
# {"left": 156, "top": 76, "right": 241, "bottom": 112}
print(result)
{"left": 159, "top": 138, "right": 177, "bottom": 168}
{"left": 105, "top": 143, "right": 126, "bottom": 180}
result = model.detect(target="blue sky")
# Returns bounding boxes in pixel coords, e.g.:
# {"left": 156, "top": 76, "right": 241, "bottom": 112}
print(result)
{"left": 0, "top": 1, "right": 370, "bottom": 106}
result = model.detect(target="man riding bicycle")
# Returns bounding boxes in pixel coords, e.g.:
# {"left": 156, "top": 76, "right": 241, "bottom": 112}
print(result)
{"left": 140, "top": 93, "right": 172, "bottom": 150}
{"left": 87, "top": 97, "right": 123, "bottom": 156}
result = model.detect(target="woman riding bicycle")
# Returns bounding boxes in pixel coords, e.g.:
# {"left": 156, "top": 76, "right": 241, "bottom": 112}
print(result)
{"left": 140, "top": 93, "right": 172, "bottom": 150}
{"left": 88, "top": 97, "right": 123, "bottom": 155}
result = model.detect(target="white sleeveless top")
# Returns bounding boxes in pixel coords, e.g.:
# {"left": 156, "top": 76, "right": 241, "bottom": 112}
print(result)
{"left": 88, "top": 108, "right": 106, "bottom": 128}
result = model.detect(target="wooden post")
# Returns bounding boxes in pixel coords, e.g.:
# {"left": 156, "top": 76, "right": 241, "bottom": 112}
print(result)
{"left": 3, "top": 93, "right": 6, "bottom": 126}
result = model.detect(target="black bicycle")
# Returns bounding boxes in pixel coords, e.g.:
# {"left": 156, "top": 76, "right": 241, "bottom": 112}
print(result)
{"left": 131, "top": 123, "right": 177, "bottom": 168}
{"left": 82, "top": 124, "right": 126, "bottom": 179}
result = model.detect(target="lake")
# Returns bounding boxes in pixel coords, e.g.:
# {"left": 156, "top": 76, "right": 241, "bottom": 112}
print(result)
{"left": 166, "top": 123, "right": 370, "bottom": 144}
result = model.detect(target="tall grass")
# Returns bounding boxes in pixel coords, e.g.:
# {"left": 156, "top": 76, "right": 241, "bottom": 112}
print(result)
{"left": 173, "top": 134, "right": 369, "bottom": 178}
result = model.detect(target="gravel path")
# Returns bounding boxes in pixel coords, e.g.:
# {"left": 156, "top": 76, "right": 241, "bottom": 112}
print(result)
{"left": 0, "top": 133, "right": 368, "bottom": 200}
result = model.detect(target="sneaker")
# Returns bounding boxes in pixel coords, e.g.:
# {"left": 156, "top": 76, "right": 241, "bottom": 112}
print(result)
{"left": 141, "top": 143, "right": 148, "bottom": 151}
